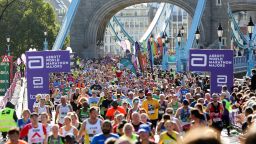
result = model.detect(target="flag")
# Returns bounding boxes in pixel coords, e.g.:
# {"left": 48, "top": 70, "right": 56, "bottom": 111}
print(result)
{"left": 135, "top": 41, "right": 144, "bottom": 73}
{"left": 120, "top": 58, "right": 137, "bottom": 74}
{"left": 157, "top": 37, "right": 163, "bottom": 55}
{"left": 151, "top": 40, "right": 158, "bottom": 56}
{"left": 142, "top": 40, "right": 147, "bottom": 54}
{"left": 147, "top": 40, "right": 154, "bottom": 74}
{"left": 162, "top": 45, "right": 168, "bottom": 71}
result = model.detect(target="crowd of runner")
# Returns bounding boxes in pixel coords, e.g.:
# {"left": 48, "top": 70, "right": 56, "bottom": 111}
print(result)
{"left": 1, "top": 56, "right": 256, "bottom": 144}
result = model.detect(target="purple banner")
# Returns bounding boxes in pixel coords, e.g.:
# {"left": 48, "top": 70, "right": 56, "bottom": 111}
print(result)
{"left": 189, "top": 49, "right": 233, "bottom": 93}
{"left": 26, "top": 51, "right": 70, "bottom": 111}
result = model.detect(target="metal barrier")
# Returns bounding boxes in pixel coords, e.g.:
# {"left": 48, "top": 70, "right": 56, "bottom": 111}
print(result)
{"left": 0, "top": 72, "right": 21, "bottom": 109}
{"left": 16, "top": 78, "right": 26, "bottom": 118}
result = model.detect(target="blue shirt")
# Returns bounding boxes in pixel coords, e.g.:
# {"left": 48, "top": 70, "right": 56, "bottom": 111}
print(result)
{"left": 17, "top": 118, "right": 30, "bottom": 129}
{"left": 91, "top": 133, "right": 119, "bottom": 144}
{"left": 88, "top": 97, "right": 100, "bottom": 107}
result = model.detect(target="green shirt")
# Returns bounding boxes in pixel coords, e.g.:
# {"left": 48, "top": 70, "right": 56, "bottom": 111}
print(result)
{"left": 153, "top": 94, "right": 160, "bottom": 100}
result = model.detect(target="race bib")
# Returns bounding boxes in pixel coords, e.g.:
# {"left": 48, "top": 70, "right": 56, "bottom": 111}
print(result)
{"left": 159, "top": 110, "right": 164, "bottom": 114}
{"left": 149, "top": 110, "right": 155, "bottom": 115}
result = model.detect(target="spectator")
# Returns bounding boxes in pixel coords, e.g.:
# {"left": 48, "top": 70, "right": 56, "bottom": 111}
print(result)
{"left": 5, "top": 128, "right": 27, "bottom": 144}
{"left": 17, "top": 109, "right": 31, "bottom": 130}
{"left": 0, "top": 102, "right": 18, "bottom": 141}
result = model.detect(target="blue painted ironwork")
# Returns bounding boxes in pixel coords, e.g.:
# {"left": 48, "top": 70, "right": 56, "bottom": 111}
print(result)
{"left": 161, "top": 5, "right": 174, "bottom": 33}
{"left": 112, "top": 16, "right": 135, "bottom": 44}
{"left": 108, "top": 21, "right": 122, "bottom": 42}
{"left": 228, "top": 4, "right": 256, "bottom": 76}
{"left": 183, "top": 0, "right": 206, "bottom": 71}
{"left": 140, "top": 3, "right": 166, "bottom": 42}
{"left": 247, "top": 40, "right": 254, "bottom": 76}
{"left": 52, "top": 0, "right": 81, "bottom": 50}
{"left": 228, "top": 4, "right": 247, "bottom": 45}
{"left": 44, "top": 37, "right": 48, "bottom": 51}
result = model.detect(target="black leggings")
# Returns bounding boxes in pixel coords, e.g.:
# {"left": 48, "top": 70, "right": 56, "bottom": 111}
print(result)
{"left": 223, "top": 115, "right": 231, "bottom": 134}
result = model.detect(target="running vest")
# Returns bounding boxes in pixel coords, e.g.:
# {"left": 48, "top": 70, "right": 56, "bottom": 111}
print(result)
{"left": 79, "top": 108, "right": 89, "bottom": 122}
{"left": 159, "top": 101, "right": 167, "bottom": 115}
{"left": 160, "top": 131, "right": 177, "bottom": 144}
{"left": 61, "top": 126, "right": 74, "bottom": 137}
{"left": 172, "top": 102, "right": 179, "bottom": 113}
{"left": 38, "top": 105, "right": 47, "bottom": 114}
{"left": 180, "top": 108, "right": 190, "bottom": 123}
{"left": 85, "top": 119, "right": 102, "bottom": 141}
{"left": 210, "top": 103, "right": 222, "bottom": 122}
{"left": 28, "top": 123, "right": 45, "bottom": 144}
{"left": 58, "top": 105, "right": 71, "bottom": 124}
{"left": 0, "top": 107, "right": 16, "bottom": 132}
{"left": 54, "top": 94, "right": 62, "bottom": 105}
{"left": 48, "top": 135, "right": 64, "bottom": 144}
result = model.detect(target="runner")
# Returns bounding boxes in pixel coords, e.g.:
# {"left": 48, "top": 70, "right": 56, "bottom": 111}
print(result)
{"left": 207, "top": 93, "right": 224, "bottom": 139}
{"left": 159, "top": 120, "right": 181, "bottom": 144}
{"left": 90, "top": 120, "right": 119, "bottom": 144}
{"left": 78, "top": 107, "right": 103, "bottom": 142}
{"left": 55, "top": 96, "right": 73, "bottom": 127}
{"left": 20, "top": 112, "right": 47, "bottom": 144}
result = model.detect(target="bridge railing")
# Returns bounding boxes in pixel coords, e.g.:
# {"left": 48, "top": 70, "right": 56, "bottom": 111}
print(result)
{"left": 0, "top": 72, "right": 21, "bottom": 109}
{"left": 233, "top": 55, "right": 256, "bottom": 73}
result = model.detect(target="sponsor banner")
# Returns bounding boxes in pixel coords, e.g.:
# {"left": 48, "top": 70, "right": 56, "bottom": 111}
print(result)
{"left": 0, "top": 57, "right": 10, "bottom": 96}
{"left": 189, "top": 49, "right": 233, "bottom": 93}
{"left": 26, "top": 51, "right": 70, "bottom": 110}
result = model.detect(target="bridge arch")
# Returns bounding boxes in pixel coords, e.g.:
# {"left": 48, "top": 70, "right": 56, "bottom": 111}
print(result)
{"left": 71, "top": 0, "right": 206, "bottom": 58}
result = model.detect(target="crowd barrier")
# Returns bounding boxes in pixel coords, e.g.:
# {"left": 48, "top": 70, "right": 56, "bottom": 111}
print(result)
{"left": 13, "top": 78, "right": 26, "bottom": 119}
{"left": 0, "top": 72, "right": 21, "bottom": 109}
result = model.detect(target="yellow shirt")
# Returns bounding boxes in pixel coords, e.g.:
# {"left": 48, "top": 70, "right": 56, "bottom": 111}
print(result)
{"left": 159, "top": 131, "right": 178, "bottom": 144}
{"left": 141, "top": 99, "right": 159, "bottom": 120}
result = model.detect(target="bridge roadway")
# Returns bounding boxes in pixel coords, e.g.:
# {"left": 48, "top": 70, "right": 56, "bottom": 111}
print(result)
{"left": 0, "top": 82, "right": 242, "bottom": 143}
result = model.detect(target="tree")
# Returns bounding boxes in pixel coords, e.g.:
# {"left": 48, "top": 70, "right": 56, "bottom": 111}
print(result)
{"left": 0, "top": 0, "right": 16, "bottom": 22}
{"left": 0, "top": 0, "right": 69, "bottom": 58}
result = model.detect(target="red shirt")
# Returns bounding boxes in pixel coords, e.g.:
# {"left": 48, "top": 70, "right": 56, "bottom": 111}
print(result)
{"left": 116, "top": 71, "right": 123, "bottom": 78}
{"left": 20, "top": 123, "right": 47, "bottom": 143}
{"left": 106, "top": 106, "right": 126, "bottom": 120}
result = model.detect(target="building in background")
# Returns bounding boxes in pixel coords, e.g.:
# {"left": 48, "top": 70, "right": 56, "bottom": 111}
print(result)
{"left": 104, "top": 4, "right": 151, "bottom": 56}
{"left": 45, "top": 0, "right": 70, "bottom": 23}
{"left": 103, "top": 3, "right": 191, "bottom": 56}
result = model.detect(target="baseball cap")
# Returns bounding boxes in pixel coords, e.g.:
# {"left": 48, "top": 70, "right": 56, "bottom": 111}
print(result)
{"left": 146, "top": 91, "right": 152, "bottom": 96}
{"left": 30, "top": 112, "right": 39, "bottom": 117}
{"left": 128, "top": 91, "right": 134, "bottom": 95}
{"left": 138, "top": 124, "right": 151, "bottom": 133}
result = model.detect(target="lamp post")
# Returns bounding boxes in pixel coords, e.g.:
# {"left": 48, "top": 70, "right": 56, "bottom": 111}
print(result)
{"left": 181, "top": 25, "right": 185, "bottom": 36}
{"left": 195, "top": 27, "right": 200, "bottom": 49}
{"left": 217, "top": 23, "right": 223, "bottom": 49}
{"left": 6, "top": 37, "right": 10, "bottom": 56}
{"left": 177, "top": 30, "right": 182, "bottom": 72}
{"left": 162, "top": 32, "right": 167, "bottom": 70}
{"left": 43, "top": 31, "right": 48, "bottom": 51}
{"left": 247, "top": 17, "right": 254, "bottom": 76}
